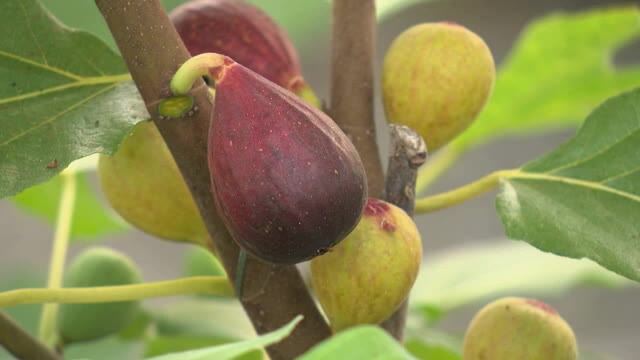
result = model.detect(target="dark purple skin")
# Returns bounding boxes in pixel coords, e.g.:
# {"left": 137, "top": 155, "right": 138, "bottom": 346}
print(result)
{"left": 170, "top": 0, "right": 305, "bottom": 92}
{"left": 208, "top": 60, "right": 368, "bottom": 265}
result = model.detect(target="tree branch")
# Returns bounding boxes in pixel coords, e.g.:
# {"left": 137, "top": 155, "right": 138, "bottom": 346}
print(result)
{"left": 380, "top": 124, "right": 427, "bottom": 340}
{"left": 0, "top": 311, "right": 61, "bottom": 360}
{"left": 94, "top": 1, "right": 330, "bottom": 358}
{"left": 330, "top": 0, "right": 384, "bottom": 197}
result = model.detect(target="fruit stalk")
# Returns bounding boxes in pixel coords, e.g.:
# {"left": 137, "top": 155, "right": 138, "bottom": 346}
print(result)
{"left": 380, "top": 125, "right": 427, "bottom": 340}
{"left": 330, "top": 0, "right": 384, "bottom": 196}
{"left": 95, "top": 1, "right": 330, "bottom": 359}
{"left": 0, "top": 311, "right": 61, "bottom": 360}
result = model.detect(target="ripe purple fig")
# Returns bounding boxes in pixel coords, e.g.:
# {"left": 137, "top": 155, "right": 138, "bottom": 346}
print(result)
{"left": 189, "top": 55, "right": 367, "bottom": 264}
{"left": 463, "top": 297, "right": 578, "bottom": 360}
{"left": 170, "top": 0, "right": 318, "bottom": 106}
{"left": 311, "top": 198, "right": 422, "bottom": 331}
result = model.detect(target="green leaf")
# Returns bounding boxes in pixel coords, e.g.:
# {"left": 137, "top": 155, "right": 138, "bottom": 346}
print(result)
{"left": 64, "top": 335, "right": 144, "bottom": 360}
{"left": 496, "top": 88, "right": 640, "bottom": 282}
{"left": 11, "top": 161, "right": 128, "bottom": 241}
{"left": 0, "top": 0, "right": 147, "bottom": 199}
{"left": 150, "top": 298, "right": 255, "bottom": 340}
{"left": 452, "top": 6, "right": 640, "bottom": 151}
{"left": 144, "top": 315, "right": 302, "bottom": 360}
{"left": 410, "top": 240, "right": 631, "bottom": 314}
{"left": 404, "top": 338, "right": 461, "bottom": 360}
{"left": 145, "top": 336, "right": 263, "bottom": 359}
{"left": 299, "top": 326, "right": 416, "bottom": 360}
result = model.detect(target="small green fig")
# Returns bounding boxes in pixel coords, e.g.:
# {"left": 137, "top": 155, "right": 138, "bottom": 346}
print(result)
{"left": 98, "top": 121, "right": 210, "bottom": 247}
{"left": 183, "top": 246, "right": 226, "bottom": 278}
{"left": 57, "top": 247, "right": 142, "bottom": 343}
{"left": 310, "top": 198, "right": 422, "bottom": 332}
{"left": 382, "top": 22, "right": 495, "bottom": 151}
{"left": 463, "top": 297, "right": 578, "bottom": 360}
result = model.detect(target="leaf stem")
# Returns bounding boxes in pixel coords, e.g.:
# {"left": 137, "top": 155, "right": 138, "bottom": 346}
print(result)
{"left": 170, "top": 53, "right": 226, "bottom": 95}
{"left": 0, "top": 276, "right": 233, "bottom": 308}
{"left": 415, "top": 146, "right": 462, "bottom": 195}
{"left": 37, "top": 171, "right": 77, "bottom": 346}
{"left": 415, "top": 169, "right": 517, "bottom": 214}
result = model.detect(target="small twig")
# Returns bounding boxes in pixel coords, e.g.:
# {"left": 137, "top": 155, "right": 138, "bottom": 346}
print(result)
{"left": 0, "top": 311, "right": 61, "bottom": 360}
{"left": 94, "top": 1, "right": 330, "bottom": 359}
{"left": 380, "top": 124, "right": 427, "bottom": 341}
{"left": 0, "top": 276, "right": 233, "bottom": 308}
{"left": 330, "top": 0, "right": 384, "bottom": 197}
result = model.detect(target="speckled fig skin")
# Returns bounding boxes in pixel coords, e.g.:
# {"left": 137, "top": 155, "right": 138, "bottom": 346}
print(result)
{"left": 170, "top": 0, "right": 306, "bottom": 93}
{"left": 208, "top": 58, "right": 367, "bottom": 265}
{"left": 310, "top": 198, "right": 422, "bottom": 332}
{"left": 98, "top": 121, "right": 210, "bottom": 247}
{"left": 382, "top": 22, "right": 495, "bottom": 151}
{"left": 463, "top": 297, "right": 578, "bottom": 360}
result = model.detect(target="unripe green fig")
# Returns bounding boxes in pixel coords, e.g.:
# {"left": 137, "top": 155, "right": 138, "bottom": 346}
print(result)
{"left": 207, "top": 56, "right": 367, "bottom": 264}
{"left": 57, "top": 247, "right": 142, "bottom": 343}
{"left": 183, "top": 246, "right": 226, "bottom": 278}
{"left": 463, "top": 297, "right": 578, "bottom": 360}
{"left": 98, "top": 121, "right": 210, "bottom": 247}
{"left": 170, "top": 0, "right": 320, "bottom": 107}
{"left": 382, "top": 22, "right": 495, "bottom": 151}
{"left": 310, "top": 198, "right": 422, "bottom": 331}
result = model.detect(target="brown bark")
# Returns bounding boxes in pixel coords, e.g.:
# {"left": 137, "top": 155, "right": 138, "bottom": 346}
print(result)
{"left": 330, "top": 0, "right": 385, "bottom": 197}
{"left": 380, "top": 124, "right": 427, "bottom": 340}
{"left": 94, "top": 1, "right": 330, "bottom": 358}
{"left": 0, "top": 311, "right": 62, "bottom": 360}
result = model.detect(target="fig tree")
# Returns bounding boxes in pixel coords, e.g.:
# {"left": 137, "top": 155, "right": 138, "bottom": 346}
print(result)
{"left": 310, "top": 198, "right": 422, "bottom": 331}
{"left": 57, "top": 247, "right": 142, "bottom": 343}
{"left": 382, "top": 22, "right": 495, "bottom": 151}
{"left": 463, "top": 297, "right": 578, "bottom": 360}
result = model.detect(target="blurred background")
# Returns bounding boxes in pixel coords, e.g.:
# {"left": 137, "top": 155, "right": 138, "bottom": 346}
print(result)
{"left": 1, "top": 0, "right": 639, "bottom": 359}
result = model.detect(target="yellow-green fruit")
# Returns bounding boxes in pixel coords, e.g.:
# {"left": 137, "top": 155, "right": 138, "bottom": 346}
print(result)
{"left": 98, "top": 121, "right": 210, "bottom": 246}
{"left": 463, "top": 297, "right": 578, "bottom": 360}
{"left": 57, "top": 247, "right": 142, "bottom": 343}
{"left": 311, "top": 198, "right": 422, "bottom": 332}
{"left": 382, "top": 22, "right": 495, "bottom": 151}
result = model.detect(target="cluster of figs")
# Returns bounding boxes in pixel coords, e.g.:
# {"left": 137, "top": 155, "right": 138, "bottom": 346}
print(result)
{"left": 94, "top": 0, "right": 579, "bottom": 358}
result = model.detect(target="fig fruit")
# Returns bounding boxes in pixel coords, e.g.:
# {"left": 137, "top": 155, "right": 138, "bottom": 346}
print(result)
{"left": 98, "top": 121, "right": 210, "bottom": 247}
{"left": 206, "top": 56, "right": 367, "bottom": 264}
{"left": 170, "top": 0, "right": 319, "bottom": 107}
{"left": 463, "top": 297, "right": 578, "bottom": 360}
{"left": 310, "top": 198, "right": 422, "bottom": 331}
{"left": 183, "top": 246, "right": 226, "bottom": 278}
{"left": 382, "top": 22, "right": 495, "bottom": 151}
{"left": 57, "top": 247, "right": 142, "bottom": 343}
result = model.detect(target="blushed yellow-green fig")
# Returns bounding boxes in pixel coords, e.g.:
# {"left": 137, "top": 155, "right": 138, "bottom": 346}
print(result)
{"left": 98, "top": 120, "right": 210, "bottom": 247}
{"left": 382, "top": 22, "right": 495, "bottom": 151}
{"left": 310, "top": 198, "right": 422, "bottom": 332}
{"left": 463, "top": 297, "right": 578, "bottom": 360}
{"left": 57, "top": 247, "right": 142, "bottom": 343}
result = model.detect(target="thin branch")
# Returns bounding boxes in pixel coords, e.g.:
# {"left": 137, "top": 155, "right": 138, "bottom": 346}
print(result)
{"left": 380, "top": 124, "right": 427, "bottom": 340}
{"left": 330, "top": 0, "right": 384, "bottom": 197}
{"left": 0, "top": 311, "right": 61, "bottom": 360}
{"left": 0, "top": 276, "right": 232, "bottom": 308}
{"left": 94, "top": 1, "right": 330, "bottom": 359}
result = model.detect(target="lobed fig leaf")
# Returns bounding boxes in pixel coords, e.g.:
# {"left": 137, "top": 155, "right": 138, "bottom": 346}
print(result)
{"left": 310, "top": 198, "right": 422, "bottom": 331}
{"left": 207, "top": 57, "right": 367, "bottom": 265}
{"left": 170, "top": 0, "right": 319, "bottom": 107}
{"left": 382, "top": 22, "right": 495, "bottom": 151}
{"left": 98, "top": 121, "right": 210, "bottom": 247}
{"left": 57, "top": 247, "right": 142, "bottom": 344}
{"left": 463, "top": 297, "right": 578, "bottom": 360}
